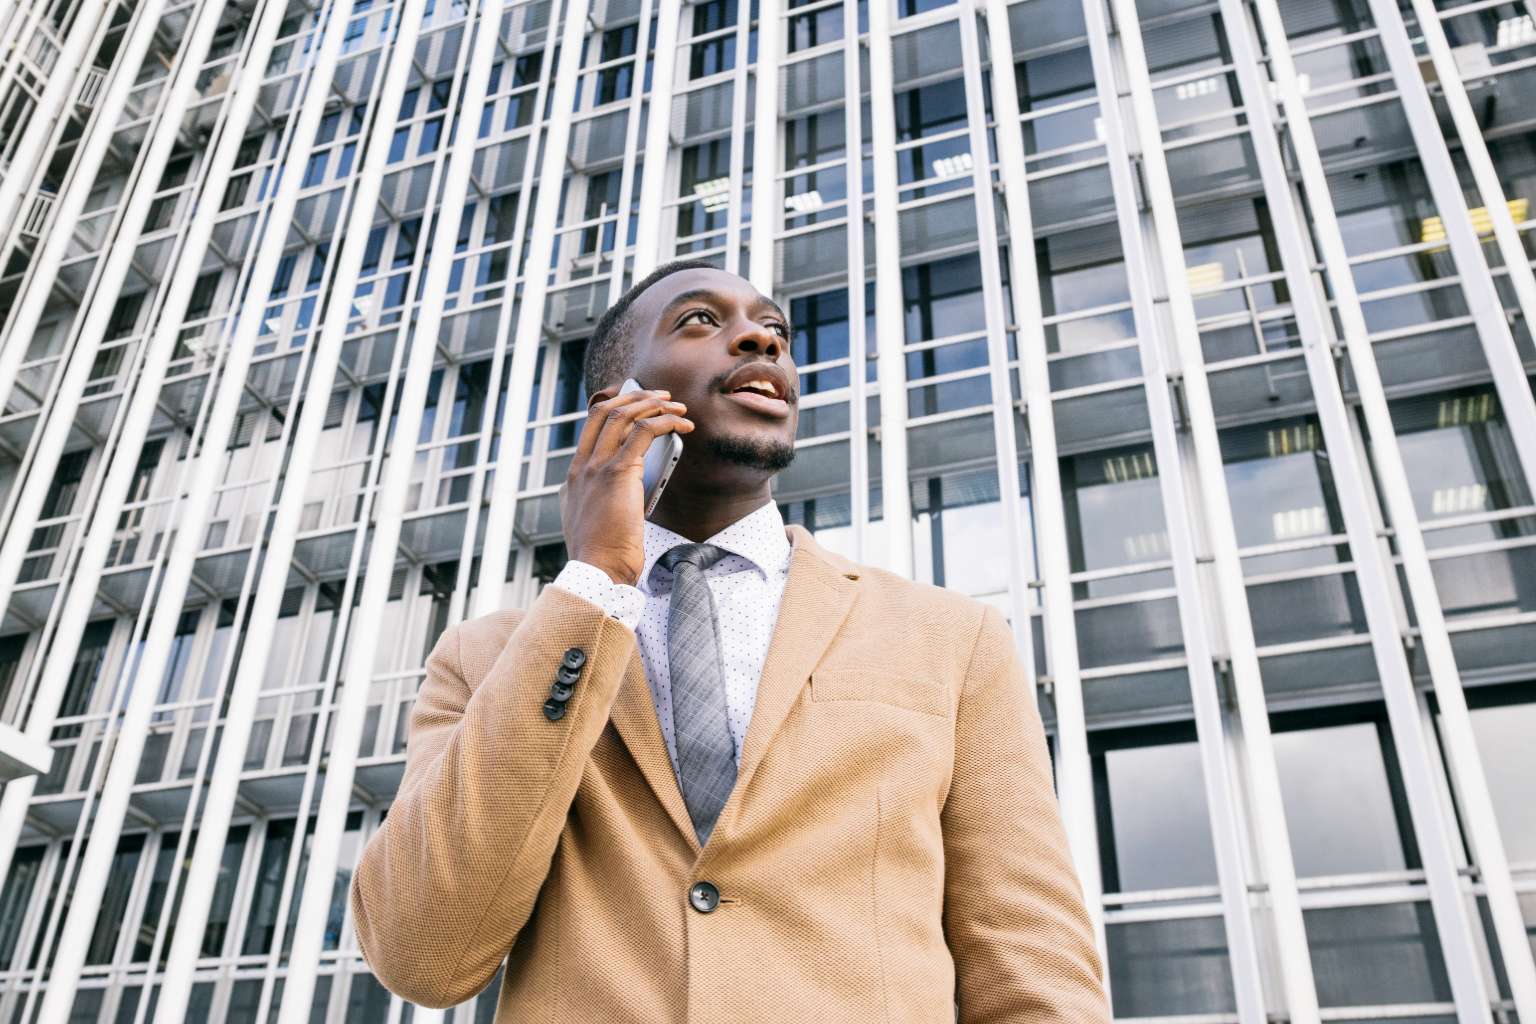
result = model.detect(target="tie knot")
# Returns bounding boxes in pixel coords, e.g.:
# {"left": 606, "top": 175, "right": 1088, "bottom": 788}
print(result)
{"left": 660, "top": 542, "right": 731, "bottom": 576}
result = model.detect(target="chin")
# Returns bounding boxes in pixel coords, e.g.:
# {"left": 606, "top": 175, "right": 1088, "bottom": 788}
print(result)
{"left": 704, "top": 431, "right": 797, "bottom": 473}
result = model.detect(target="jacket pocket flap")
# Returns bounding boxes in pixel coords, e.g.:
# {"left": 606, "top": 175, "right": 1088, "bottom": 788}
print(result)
{"left": 810, "top": 669, "right": 948, "bottom": 717}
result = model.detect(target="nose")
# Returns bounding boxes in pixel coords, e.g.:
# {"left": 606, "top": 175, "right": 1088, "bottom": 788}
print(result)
{"left": 727, "top": 317, "right": 784, "bottom": 361}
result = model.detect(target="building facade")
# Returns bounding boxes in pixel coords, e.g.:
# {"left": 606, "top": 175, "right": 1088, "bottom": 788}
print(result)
{"left": 0, "top": 0, "right": 1533, "bottom": 1019}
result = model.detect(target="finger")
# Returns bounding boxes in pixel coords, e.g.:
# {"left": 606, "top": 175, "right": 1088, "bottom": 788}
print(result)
{"left": 572, "top": 389, "right": 668, "bottom": 466}
{"left": 615, "top": 412, "right": 694, "bottom": 466}
{"left": 591, "top": 396, "right": 686, "bottom": 463}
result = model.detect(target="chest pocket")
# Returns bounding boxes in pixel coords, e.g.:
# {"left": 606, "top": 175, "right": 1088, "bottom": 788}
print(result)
{"left": 809, "top": 668, "right": 950, "bottom": 717}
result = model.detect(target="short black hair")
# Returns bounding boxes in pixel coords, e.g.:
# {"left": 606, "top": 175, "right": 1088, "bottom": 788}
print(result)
{"left": 582, "top": 258, "right": 717, "bottom": 398}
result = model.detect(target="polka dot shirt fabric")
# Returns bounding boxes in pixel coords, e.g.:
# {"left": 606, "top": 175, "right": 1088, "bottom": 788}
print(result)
{"left": 550, "top": 499, "right": 792, "bottom": 778}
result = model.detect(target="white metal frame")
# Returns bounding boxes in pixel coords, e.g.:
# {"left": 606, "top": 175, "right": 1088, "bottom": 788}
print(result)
{"left": 1257, "top": 0, "right": 1536, "bottom": 1014}
{"left": 1085, "top": 0, "right": 1324, "bottom": 1016}
{"left": 864, "top": 0, "right": 914, "bottom": 579}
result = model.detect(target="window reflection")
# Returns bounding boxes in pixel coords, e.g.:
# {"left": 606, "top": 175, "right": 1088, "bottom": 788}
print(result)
{"left": 1271, "top": 710, "right": 1419, "bottom": 878}
{"left": 1221, "top": 417, "right": 1341, "bottom": 550}
{"left": 1304, "top": 903, "right": 1453, "bottom": 1008}
{"left": 1106, "top": 917, "right": 1236, "bottom": 1017}
{"left": 1459, "top": 685, "right": 1536, "bottom": 865}
{"left": 910, "top": 468, "right": 1009, "bottom": 602}
{"left": 1061, "top": 445, "right": 1170, "bottom": 574}
{"left": 1092, "top": 724, "right": 1219, "bottom": 893}
{"left": 1391, "top": 387, "right": 1532, "bottom": 522}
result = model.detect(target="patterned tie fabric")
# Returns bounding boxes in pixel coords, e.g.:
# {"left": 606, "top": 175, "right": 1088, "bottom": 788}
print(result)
{"left": 659, "top": 542, "right": 737, "bottom": 846}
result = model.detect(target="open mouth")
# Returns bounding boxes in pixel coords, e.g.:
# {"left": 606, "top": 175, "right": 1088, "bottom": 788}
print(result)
{"left": 723, "top": 386, "right": 790, "bottom": 418}
{"left": 721, "top": 367, "right": 791, "bottom": 418}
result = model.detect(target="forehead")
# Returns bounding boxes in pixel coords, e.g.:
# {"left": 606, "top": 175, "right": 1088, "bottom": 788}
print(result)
{"left": 632, "top": 268, "right": 775, "bottom": 323}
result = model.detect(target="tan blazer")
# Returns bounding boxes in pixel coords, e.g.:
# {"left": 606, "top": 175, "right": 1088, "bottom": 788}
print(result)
{"left": 351, "top": 523, "right": 1109, "bottom": 1022}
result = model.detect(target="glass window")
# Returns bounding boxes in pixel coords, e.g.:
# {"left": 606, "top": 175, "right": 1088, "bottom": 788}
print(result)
{"left": 0, "top": 633, "right": 27, "bottom": 718}
{"left": 580, "top": 171, "right": 621, "bottom": 255}
{"left": 902, "top": 254, "right": 986, "bottom": 343}
{"left": 1304, "top": 903, "right": 1452, "bottom": 1007}
{"left": 911, "top": 468, "right": 1009, "bottom": 600}
{"left": 1107, "top": 917, "right": 1237, "bottom": 1017}
{"left": 1461, "top": 686, "right": 1536, "bottom": 865}
{"left": 1220, "top": 417, "right": 1343, "bottom": 552}
{"left": 243, "top": 820, "right": 295, "bottom": 955}
{"left": 1061, "top": 445, "right": 1170, "bottom": 574}
{"left": 787, "top": 0, "right": 842, "bottom": 52}
{"left": 689, "top": 1, "right": 737, "bottom": 79}
{"left": 596, "top": 25, "right": 637, "bottom": 103}
{"left": 1391, "top": 388, "right": 1532, "bottom": 521}
{"left": 784, "top": 112, "right": 846, "bottom": 169}
{"left": 0, "top": 846, "right": 45, "bottom": 967}
{"left": 86, "top": 834, "right": 145, "bottom": 964}
{"left": 789, "top": 289, "right": 852, "bottom": 395}
{"left": 1272, "top": 711, "right": 1418, "bottom": 878}
{"left": 677, "top": 139, "right": 732, "bottom": 242}
{"left": 1092, "top": 725, "right": 1219, "bottom": 893}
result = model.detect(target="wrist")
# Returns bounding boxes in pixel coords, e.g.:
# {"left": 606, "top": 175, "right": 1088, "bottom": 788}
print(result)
{"left": 581, "top": 558, "right": 639, "bottom": 587}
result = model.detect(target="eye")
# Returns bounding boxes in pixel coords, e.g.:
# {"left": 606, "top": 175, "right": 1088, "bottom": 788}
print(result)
{"left": 768, "top": 321, "right": 790, "bottom": 338}
{"left": 679, "top": 309, "right": 717, "bottom": 328}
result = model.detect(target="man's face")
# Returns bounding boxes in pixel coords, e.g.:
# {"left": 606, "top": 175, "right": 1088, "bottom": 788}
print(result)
{"left": 604, "top": 268, "right": 799, "bottom": 477}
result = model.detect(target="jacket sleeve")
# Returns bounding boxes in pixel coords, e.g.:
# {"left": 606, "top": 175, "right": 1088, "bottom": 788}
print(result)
{"left": 942, "top": 603, "right": 1111, "bottom": 1023}
{"left": 349, "top": 584, "right": 637, "bottom": 1008}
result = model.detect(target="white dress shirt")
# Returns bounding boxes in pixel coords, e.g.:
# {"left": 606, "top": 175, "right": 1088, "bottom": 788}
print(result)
{"left": 549, "top": 499, "right": 792, "bottom": 778}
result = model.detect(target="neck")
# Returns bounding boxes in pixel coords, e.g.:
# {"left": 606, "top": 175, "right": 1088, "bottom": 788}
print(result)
{"left": 648, "top": 480, "right": 775, "bottom": 544}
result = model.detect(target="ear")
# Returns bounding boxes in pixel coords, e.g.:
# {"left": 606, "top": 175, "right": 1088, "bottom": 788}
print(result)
{"left": 588, "top": 384, "right": 619, "bottom": 407}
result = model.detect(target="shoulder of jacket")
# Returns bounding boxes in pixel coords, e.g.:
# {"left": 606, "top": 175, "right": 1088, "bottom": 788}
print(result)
{"left": 845, "top": 560, "right": 990, "bottom": 625}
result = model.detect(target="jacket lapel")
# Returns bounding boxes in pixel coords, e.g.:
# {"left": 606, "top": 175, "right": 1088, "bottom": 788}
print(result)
{"left": 608, "top": 650, "right": 698, "bottom": 848}
{"left": 736, "top": 524, "right": 859, "bottom": 779}
{"left": 605, "top": 522, "right": 862, "bottom": 853}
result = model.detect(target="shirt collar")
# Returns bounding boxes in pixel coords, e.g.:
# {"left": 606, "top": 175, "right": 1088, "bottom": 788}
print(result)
{"left": 639, "top": 499, "right": 790, "bottom": 592}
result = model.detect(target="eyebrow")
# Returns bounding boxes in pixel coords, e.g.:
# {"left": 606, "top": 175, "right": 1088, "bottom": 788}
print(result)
{"left": 658, "top": 288, "right": 790, "bottom": 328}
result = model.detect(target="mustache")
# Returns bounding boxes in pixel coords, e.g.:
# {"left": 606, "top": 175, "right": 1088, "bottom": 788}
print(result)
{"left": 710, "top": 369, "right": 799, "bottom": 404}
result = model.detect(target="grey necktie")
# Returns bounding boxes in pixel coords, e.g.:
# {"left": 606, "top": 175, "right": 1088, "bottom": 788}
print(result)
{"left": 659, "top": 542, "right": 736, "bottom": 847}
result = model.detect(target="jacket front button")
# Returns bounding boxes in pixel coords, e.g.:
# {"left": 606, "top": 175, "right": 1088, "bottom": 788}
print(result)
{"left": 689, "top": 881, "right": 720, "bottom": 914}
{"left": 561, "top": 647, "right": 586, "bottom": 671}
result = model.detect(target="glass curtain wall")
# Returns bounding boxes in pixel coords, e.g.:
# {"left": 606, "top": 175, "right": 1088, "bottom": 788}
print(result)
{"left": 0, "top": 0, "right": 1533, "bottom": 1020}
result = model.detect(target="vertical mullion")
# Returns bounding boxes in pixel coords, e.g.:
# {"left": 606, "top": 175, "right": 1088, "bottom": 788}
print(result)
{"left": 747, "top": 0, "right": 780, "bottom": 293}
{"left": 1083, "top": 0, "right": 1323, "bottom": 1016}
{"left": 276, "top": 0, "right": 513, "bottom": 1013}
{"left": 130, "top": 0, "right": 437, "bottom": 1015}
{"left": 1407, "top": 0, "right": 1536, "bottom": 349}
{"left": 1256, "top": 0, "right": 1536, "bottom": 1016}
{"left": 1365, "top": 0, "right": 1536, "bottom": 483}
{"left": 864, "top": 0, "right": 913, "bottom": 578}
{"left": 604, "top": 0, "right": 656, "bottom": 306}
{"left": 953, "top": 11, "right": 1036, "bottom": 693}
{"left": 0, "top": 0, "right": 179, "bottom": 598}
{"left": 844, "top": 0, "right": 871, "bottom": 564}
{"left": 629, "top": 0, "right": 681, "bottom": 281}
{"left": 473, "top": 0, "right": 594, "bottom": 613}
{"left": 722, "top": 0, "right": 753, "bottom": 273}
{"left": 975, "top": 2, "right": 1126, "bottom": 987}
{"left": 447, "top": 4, "right": 568, "bottom": 625}
{"left": 1214, "top": 0, "right": 1500, "bottom": 1020}
{"left": 0, "top": 0, "right": 113, "bottom": 249}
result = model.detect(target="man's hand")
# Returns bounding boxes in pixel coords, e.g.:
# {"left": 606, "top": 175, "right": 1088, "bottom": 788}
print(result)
{"left": 560, "top": 387, "right": 693, "bottom": 586}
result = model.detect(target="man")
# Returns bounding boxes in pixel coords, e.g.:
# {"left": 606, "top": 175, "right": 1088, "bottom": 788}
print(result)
{"left": 350, "top": 260, "right": 1110, "bottom": 1021}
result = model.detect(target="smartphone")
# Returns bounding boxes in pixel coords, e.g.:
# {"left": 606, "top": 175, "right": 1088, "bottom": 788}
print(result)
{"left": 618, "top": 377, "right": 684, "bottom": 519}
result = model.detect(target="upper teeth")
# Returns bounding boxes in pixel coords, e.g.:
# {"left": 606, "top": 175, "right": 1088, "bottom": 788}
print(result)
{"left": 735, "top": 379, "right": 778, "bottom": 397}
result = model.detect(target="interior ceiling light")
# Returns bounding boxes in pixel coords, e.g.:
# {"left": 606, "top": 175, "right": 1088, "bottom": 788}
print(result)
{"left": 693, "top": 176, "right": 731, "bottom": 211}
{"left": 931, "top": 152, "right": 973, "bottom": 178}
{"left": 784, "top": 189, "right": 824, "bottom": 213}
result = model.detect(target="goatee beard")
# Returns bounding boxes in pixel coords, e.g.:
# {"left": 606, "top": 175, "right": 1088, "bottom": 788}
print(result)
{"left": 705, "top": 433, "right": 797, "bottom": 472}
